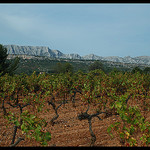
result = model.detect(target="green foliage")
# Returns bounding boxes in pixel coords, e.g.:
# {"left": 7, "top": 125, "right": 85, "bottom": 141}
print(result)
{"left": 143, "top": 67, "right": 150, "bottom": 74}
{"left": 21, "top": 111, "right": 51, "bottom": 145}
{"left": 0, "top": 44, "right": 9, "bottom": 74}
{"left": 131, "top": 66, "right": 143, "bottom": 74}
{"left": 7, "top": 57, "right": 20, "bottom": 75}
{"left": 54, "top": 62, "right": 73, "bottom": 73}
{"left": 63, "top": 62, "right": 73, "bottom": 73}
{"left": 0, "top": 44, "right": 20, "bottom": 75}
{"left": 107, "top": 93, "right": 150, "bottom": 146}
{"left": 88, "top": 61, "right": 104, "bottom": 72}
{"left": 1, "top": 69, "right": 150, "bottom": 146}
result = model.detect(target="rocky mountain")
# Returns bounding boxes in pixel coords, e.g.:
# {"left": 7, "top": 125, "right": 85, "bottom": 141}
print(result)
{"left": 4, "top": 44, "right": 150, "bottom": 65}
{"left": 83, "top": 54, "right": 150, "bottom": 65}
{"left": 82, "top": 54, "right": 103, "bottom": 60}
{"left": 51, "top": 49, "right": 65, "bottom": 58}
{"left": 5, "top": 45, "right": 55, "bottom": 57}
{"left": 5, "top": 45, "right": 81, "bottom": 60}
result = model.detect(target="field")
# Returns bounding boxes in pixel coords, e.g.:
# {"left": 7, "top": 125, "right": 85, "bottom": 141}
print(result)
{"left": 0, "top": 70, "right": 150, "bottom": 147}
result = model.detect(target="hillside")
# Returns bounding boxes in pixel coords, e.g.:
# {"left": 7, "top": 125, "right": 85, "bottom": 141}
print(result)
{"left": 6, "top": 54, "right": 150, "bottom": 75}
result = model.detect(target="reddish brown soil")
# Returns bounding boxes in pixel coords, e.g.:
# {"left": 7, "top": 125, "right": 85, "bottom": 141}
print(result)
{"left": 0, "top": 95, "right": 150, "bottom": 147}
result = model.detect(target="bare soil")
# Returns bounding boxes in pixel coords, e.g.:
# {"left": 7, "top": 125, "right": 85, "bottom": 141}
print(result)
{"left": 0, "top": 95, "right": 150, "bottom": 147}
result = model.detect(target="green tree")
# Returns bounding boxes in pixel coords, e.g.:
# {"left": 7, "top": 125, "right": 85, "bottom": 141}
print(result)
{"left": 55, "top": 62, "right": 63, "bottom": 73}
{"left": 63, "top": 62, "right": 73, "bottom": 73}
{"left": 131, "top": 66, "right": 142, "bottom": 74}
{"left": 0, "top": 44, "right": 9, "bottom": 74}
{"left": 89, "top": 61, "right": 104, "bottom": 72}
{"left": 0, "top": 44, "right": 19, "bottom": 75}
{"left": 54, "top": 62, "right": 73, "bottom": 73}
{"left": 143, "top": 67, "right": 150, "bottom": 74}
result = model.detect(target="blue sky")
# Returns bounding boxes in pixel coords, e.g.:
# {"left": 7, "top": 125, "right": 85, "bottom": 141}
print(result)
{"left": 0, "top": 3, "right": 150, "bottom": 57}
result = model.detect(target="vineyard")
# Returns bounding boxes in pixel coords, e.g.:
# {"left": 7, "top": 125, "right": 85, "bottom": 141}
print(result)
{"left": 0, "top": 70, "right": 150, "bottom": 147}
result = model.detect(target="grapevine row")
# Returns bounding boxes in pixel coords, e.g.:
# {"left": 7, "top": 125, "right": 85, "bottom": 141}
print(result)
{"left": 0, "top": 70, "right": 150, "bottom": 146}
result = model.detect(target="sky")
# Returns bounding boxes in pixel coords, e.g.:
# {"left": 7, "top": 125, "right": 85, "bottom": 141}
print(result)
{"left": 0, "top": 3, "right": 150, "bottom": 57}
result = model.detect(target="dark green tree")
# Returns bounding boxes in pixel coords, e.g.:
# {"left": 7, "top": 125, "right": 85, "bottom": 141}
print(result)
{"left": 8, "top": 57, "right": 20, "bottom": 75}
{"left": 63, "top": 62, "right": 73, "bottom": 73}
{"left": 88, "top": 61, "right": 104, "bottom": 72}
{"left": 131, "top": 66, "right": 142, "bottom": 74}
{"left": 55, "top": 62, "right": 63, "bottom": 73}
{"left": 54, "top": 62, "right": 73, "bottom": 73}
{"left": 0, "top": 44, "right": 19, "bottom": 75}
{"left": 143, "top": 67, "right": 150, "bottom": 74}
{"left": 0, "top": 44, "right": 9, "bottom": 74}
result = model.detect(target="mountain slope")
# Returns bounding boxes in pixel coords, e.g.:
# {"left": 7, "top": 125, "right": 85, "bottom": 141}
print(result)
{"left": 4, "top": 44, "right": 150, "bottom": 65}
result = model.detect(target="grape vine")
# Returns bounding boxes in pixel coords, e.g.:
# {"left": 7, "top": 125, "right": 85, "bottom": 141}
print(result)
{"left": 0, "top": 70, "right": 149, "bottom": 146}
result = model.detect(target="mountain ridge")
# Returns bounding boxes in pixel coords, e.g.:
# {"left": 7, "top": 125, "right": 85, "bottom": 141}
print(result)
{"left": 4, "top": 44, "right": 150, "bottom": 65}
